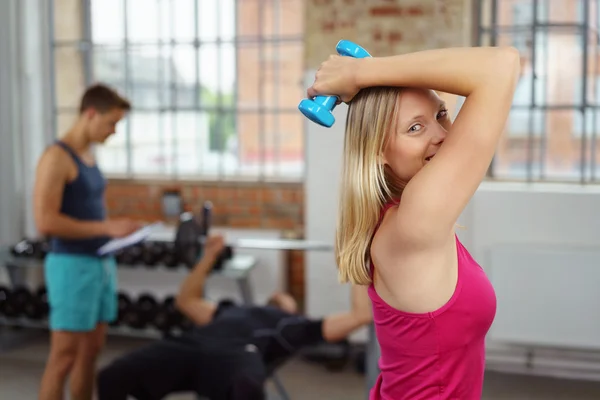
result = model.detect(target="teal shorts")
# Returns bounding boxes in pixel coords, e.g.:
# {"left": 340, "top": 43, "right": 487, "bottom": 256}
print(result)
{"left": 44, "top": 252, "right": 118, "bottom": 332}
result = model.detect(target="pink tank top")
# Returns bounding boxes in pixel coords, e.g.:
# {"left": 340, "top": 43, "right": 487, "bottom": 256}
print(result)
{"left": 368, "top": 202, "right": 497, "bottom": 400}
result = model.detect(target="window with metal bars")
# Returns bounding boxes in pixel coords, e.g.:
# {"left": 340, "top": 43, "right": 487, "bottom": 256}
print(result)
{"left": 50, "top": 0, "right": 306, "bottom": 181}
{"left": 478, "top": 0, "right": 600, "bottom": 183}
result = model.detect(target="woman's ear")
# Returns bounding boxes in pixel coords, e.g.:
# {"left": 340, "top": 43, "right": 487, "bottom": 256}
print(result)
{"left": 379, "top": 153, "right": 388, "bottom": 166}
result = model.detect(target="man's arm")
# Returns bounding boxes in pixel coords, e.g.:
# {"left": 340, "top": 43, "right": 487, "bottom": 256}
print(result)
{"left": 321, "top": 285, "right": 373, "bottom": 343}
{"left": 175, "top": 236, "right": 225, "bottom": 326}
{"left": 33, "top": 146, "right": 109, "bottom": 238}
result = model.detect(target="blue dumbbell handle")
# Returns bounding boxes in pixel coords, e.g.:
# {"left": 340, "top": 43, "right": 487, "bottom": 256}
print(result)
{"left": 311, "top": 41, "right": 372, "bottom": 112}
{"left": 299, "top": 40, "right": 372, "bottom": 127}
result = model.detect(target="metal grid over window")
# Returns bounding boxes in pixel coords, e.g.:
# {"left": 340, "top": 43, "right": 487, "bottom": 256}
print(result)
{"left": 49, "top": 0, "right": 306, "bottom": 181}
{"left": 478, "top": 0, "right": 600, "bottom": 183}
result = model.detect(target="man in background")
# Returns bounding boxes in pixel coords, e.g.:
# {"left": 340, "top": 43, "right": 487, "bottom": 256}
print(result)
{"left": 34, "top": 83, "right": 141, "bottom": 400}
{"left": 97, "top": 234, "right": 373, "bottom": 400}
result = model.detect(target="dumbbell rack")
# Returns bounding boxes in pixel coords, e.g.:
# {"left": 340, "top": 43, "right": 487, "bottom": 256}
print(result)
{"left": 0, "top": 245, "right": 258, "bottom": 342}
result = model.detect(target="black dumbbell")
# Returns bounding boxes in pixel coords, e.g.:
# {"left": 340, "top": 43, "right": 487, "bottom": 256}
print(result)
{"left": 141, "top": 241, "right": 165, "bottom": 267}
{"left": 32, "top": 239, "right": 51, "bottom": 260}
{"left": 11, "top": 240, "right": 35, "bottom": 258}
{"left": 212, "top": 246, "right": 234, "bottom": 271}
{"left": 23, "top": 286, "right": 48, "bottom": 320}
{"left": 120, "top": 244, "right": 143, "bottom": 266}
{"left": 37, "top": 287, "right": 49, "bottom": 318}
{"left": 136, "top": 294, "right": 158, "bottom": 326}
{"left": 152, "top": 296, "right": 181, "bottom": 333}
{"left": 161, "top": 243, "right": 180, "bottom": 269}
{"left": 0, "top": 285, "right": 10, "bottom": 316}
{"left": 111, "top": 292, "right": 132, "bottom": 327}
{"left": 10, "top": 286, "right": 33, "bottom": 317}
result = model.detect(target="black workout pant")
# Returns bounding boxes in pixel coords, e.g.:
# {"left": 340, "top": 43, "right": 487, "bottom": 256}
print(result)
{"left": 97, "top": 339, "right": 267, "bottom": 400}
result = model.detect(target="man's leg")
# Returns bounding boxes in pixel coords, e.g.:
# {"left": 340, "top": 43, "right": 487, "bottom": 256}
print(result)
{"left": 39, "top": 331, "right": 80, "bottom": 400}
{"left": 71, "top": 256, "right": 118, "bottom": 399}
{"left": 69, "top": 323, "right": 107, "bottom": 400}
{"left": 39, "top": 253, "right": 104, "bottom": 400}
{"left": 97, "top": 340, "right": 201, "bottom": 400}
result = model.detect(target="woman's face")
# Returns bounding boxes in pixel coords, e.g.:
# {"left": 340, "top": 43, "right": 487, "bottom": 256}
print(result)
{"left": 382, "top": 88, "right": 452, "bottom": 182}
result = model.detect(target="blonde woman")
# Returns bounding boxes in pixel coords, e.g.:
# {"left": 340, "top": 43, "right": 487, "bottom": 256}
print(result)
{"left": 307, "top": 46, "right": 520, "bottom": 399}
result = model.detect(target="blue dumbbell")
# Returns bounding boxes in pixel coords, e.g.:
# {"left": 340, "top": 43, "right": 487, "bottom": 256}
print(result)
{"left": 298, "top": 40, "right": 372, "bottom": 128}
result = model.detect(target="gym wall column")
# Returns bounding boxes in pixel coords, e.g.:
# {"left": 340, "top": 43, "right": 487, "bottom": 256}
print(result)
{"left": 0, "top": 0, "right": 24, "bottom": 247}
{"left": 17, "top": 0, "right": 55, "bottom": 239}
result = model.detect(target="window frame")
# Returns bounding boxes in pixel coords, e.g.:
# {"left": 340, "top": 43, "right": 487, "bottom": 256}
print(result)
{"left": 49, "top": 0, "right": 306, "bottom": 183}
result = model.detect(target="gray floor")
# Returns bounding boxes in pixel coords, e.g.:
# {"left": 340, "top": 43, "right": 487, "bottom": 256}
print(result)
{"left": 3, "top": 329, "right": 600, "bottom": 399}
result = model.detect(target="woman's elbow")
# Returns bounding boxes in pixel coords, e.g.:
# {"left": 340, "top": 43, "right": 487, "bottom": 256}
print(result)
{"left": 496, "top": 46, "right": 521, "bottom": 80}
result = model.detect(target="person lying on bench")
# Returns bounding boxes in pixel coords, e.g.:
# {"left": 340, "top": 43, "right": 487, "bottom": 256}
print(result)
{"left": 97, "top": 234, "right": 373, "bottom": 400}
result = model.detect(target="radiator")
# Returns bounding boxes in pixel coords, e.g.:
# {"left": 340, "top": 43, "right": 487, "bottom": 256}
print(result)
{"left": 486, "top": 244, "right": 600, "bottom": 351}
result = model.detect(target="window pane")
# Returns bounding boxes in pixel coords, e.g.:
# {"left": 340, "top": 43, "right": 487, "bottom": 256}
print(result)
{"left": 172, "top": 45, "right": 198, "bottom": 108}
{"left": 237, "top": 0, "right": 261, "bottom": 38}
{"left": 172, "top": 0, "right": 196, "bottom": 41}
{"left": 276, "top": 42, "right": 304, "bottom": 110}
{"left": 199, "top": 0, "right": 218, "bottom": 42}
{"left": 492, "top": 109, "right": 545, "bottom": 180}
{"left": 219, "top": 44, "right": 236, "bottom": 109}
{"left": 263, "top": 112, "right": 279, "bottom": 177}
{"left": 91, "top": 0, "right": 124, "bottom": 44}
{"left": 197, "top": 44, "right": 235, "bottom": 109}
{"left": 97, "top": 116, "right": 129, "bottom": 174}
{"left": 584, "top": 30, "right": 598, "bottom": 106}
{"left": 127, "top": 0, "right": 161, "bottom": 43}
{"left": 261, "top": 111, "right": 304, "bottom": 178}
{"left": 275, "top": 111, "right": 304, "bottom": 179}
{"left": 93, "top": 46, "right": 126, "bottom": 94}
{"left": 262, "top": 0, "right": 277, "bottom": 38}
{"left": 237, "top": 112, "right": 262, "bottom": 178}
{"left": 537, "top": 0, "right": 583, "bottom": 25}
{"left": 54, "top": 46, "right": 86, "bottom": 109}
{"left": 56, "top": 112, "right": 78, "bottom": 138}
{"left": 128, "top": 47, "right": 162, "bottom": 109}
{"left": 236, "top": 45, "right": 262, "bottom": 111}
{"left": 540, "top": 31, "right": 583, "bottom": 107}
{"left": 278, "top": 0, "right": 305, "bottom": 36}
{"left": 55, "top": 0, "right": 84, "bottom": 42}
{"left": 219, "top": 0, "right": 236, "bottom": 41}
{"left": 129, "top": 112, "right": 164, "bottom": 175}
{"left": 174, "top": 111, "right": 210, "bottom": 175}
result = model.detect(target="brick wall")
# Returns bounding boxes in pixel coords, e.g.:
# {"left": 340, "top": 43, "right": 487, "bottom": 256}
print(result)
{"left": 305, "top": 0, "right": 473, "bottom": 69}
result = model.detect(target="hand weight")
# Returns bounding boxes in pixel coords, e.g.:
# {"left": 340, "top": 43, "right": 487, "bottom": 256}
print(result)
{"left": 298, "top": 39, "right": 372, "bottom": 128}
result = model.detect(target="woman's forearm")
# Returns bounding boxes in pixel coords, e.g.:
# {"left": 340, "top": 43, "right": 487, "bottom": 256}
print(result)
{"left": 356, "top": 46, "right": 520, "bottom": 97}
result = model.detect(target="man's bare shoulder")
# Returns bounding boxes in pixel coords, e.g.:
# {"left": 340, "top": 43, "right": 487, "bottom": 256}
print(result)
{"left": 36, "top": 144, "right": 75, "bottom": 178}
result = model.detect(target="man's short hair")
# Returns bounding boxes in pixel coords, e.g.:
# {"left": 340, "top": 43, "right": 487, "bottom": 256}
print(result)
{"left": 79, "top": 83, "right": 131, "bottom": 114}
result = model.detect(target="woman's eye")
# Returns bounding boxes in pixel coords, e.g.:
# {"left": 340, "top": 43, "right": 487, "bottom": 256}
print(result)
{"left": 437, "top": 109, "right": 448, "bottom": 119}
{"left": 409, "top": 124, "right": 423, "bottom": 133}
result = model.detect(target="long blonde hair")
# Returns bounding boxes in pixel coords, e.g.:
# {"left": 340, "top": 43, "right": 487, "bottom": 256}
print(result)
{"left": 335, "top": 87, "right": 405, "bottom": 285}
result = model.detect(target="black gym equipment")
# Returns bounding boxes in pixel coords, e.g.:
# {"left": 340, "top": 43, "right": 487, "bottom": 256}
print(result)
{"left": 136, "top": 293, "right": 159, "bottom": 326}
{"left": 300, "top": 339, "right": 352, "bottom": 372}
{"left": 171, "top": 201, "right": 332, "bottom": 269}
{"left": 23, "top": 286, "right": 48, "bottom": 320}
{"left": 113, "top": 292, "right": 132, "bottom": 326}
{"left": 11, "top": 240, "right": 35, "bottom": 258}
{"left": 0, "top": 285, "right": 10, "bottom": 316}
{"left": 151, "top": 296, "right": 182, "bottom": 333}
{"left": 118, "top": 244, "right": 144, "bottom": 266}
{"left": 10, "top": 238, "right": 50, "bottom": 260}
{"left": 161, "top": 242, "right": 180, "bottom": 268}
{"left": 141, "top": 241, "right": 165, "bottom": 267}
{"left": 9, "top": 286, "right": 34, "bottom": 318}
